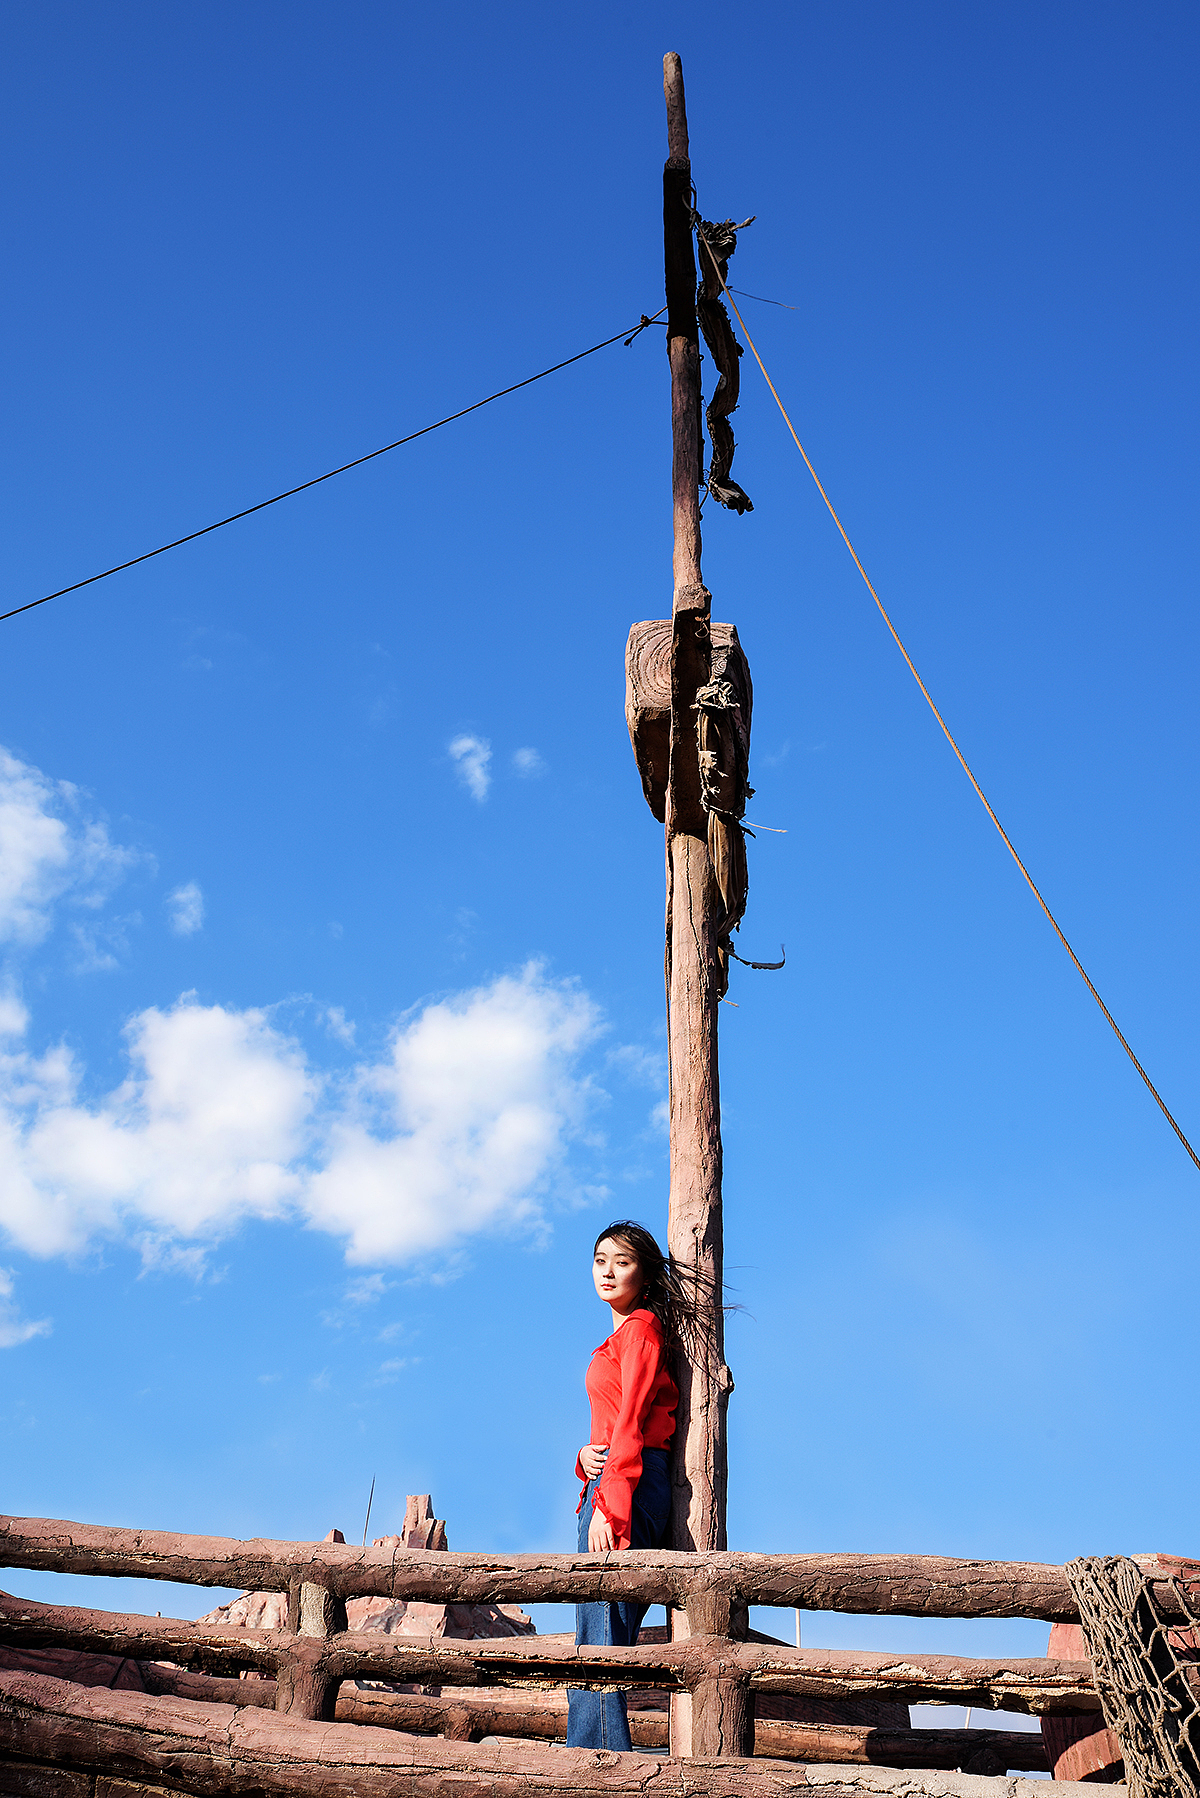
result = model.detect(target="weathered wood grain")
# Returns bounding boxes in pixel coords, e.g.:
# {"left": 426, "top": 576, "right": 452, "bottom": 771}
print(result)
{"left": 625, "top": 621, "right": 751, "bottom": 825}
{"left": 6, "top": 1517, "right": 1166, "bottom": 1619}
{"left": 659, "top": 64, "right": 728, "bottom": 1653}
{"left": 753, "top": 1718, "right": 1048, "bottom": 1773}
{"left": 662, "top": 53, "right": 702, "bottom": 608}
{"left": 665, "top": 825, "right": 729, "bottom": 1566}
{"left": 692, "top": 1673, "right": 752, "bottom": 1757}
{"left": 1040, "top": 1618, "right": 1124, "bottom": 1782}
{"left": 0, "top": 1647, "right": 1054, "bottom": 1769}
{"left": 0, "top": 1669, "right": 1108, "bottom": 1798}
{"left": 0, "top": 1594, "right": 1099, "bottom": 1713}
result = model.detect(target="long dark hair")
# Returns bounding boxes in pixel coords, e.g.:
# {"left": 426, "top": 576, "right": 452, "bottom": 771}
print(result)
{"left": 592, "top": 1219, "right": 719, "bottom": 1359}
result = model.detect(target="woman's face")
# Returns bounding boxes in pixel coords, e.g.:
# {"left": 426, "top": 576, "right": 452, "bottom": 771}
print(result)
{"left": 593, "top": 1236, "right": 643, "bottom": 1312}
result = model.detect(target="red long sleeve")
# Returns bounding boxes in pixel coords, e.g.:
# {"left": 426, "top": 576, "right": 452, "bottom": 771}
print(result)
{"left": 578, "top": 1310, "right": 676, "bottom": 1550}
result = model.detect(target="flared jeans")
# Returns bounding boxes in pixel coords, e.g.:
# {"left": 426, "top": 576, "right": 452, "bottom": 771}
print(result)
{"left": 566, "top": 1447, "right": 671, "bottom": 1751}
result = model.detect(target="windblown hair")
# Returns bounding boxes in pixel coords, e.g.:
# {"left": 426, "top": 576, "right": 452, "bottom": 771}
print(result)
{"left": 593, "top": 1219, "right": 721, "bottom": 1361}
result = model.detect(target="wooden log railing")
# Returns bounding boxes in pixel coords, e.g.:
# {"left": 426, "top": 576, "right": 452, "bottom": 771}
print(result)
{"left": 0, "top": 1647, "right": 1052, "bottom": 1771}
{"left": 4, "top": 1516, "right": 1194, "bottom": 1624}
{"left": 0, "top": 1666, "right": 1111, "bottom": 1798}
{"left": 0, "top": 1590, "right": 1099, "bottom": 1715}
{"left": 5, "top": 1516, "right": 1194, "bottom": 1782}
{"left": 0, "top": 1517, "right": 1149, "bottom": 1618}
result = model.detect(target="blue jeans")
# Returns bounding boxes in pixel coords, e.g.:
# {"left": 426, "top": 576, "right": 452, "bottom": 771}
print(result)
{"left": 566, "top": 1447, "right": 671, "bottom": 1751}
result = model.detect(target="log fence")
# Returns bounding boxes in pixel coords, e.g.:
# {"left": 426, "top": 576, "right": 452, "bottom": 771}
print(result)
{"left": 4, "top": 1517, "right": 1191, "bottom": 1787}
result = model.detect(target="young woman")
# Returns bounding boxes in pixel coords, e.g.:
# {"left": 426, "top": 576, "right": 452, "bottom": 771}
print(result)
{"left": 566, "top": 1220, "right": 683, "bottom": 1752}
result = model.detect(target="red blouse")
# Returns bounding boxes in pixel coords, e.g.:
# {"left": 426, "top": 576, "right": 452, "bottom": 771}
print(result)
{"left": 575, "top": 1308, "right": 677, "bottom": 1550}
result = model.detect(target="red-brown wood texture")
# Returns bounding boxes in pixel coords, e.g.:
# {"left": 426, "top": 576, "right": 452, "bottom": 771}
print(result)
{"left": 0, "top": 1669, "right": 1109, "bottom": 1798}
{"left": 1039, "top": 1621, "right": 1124, "bottom": 1783}
{"left": 5, "top": 1644, "right": 1046, "bottom": 1765}
{"left": 9, "top": 1519, "right": 1166, "bottom": 1619}
{"left": 625, "top": 621, "right": 751, "bottom": 828}
{"left": 660, "top": 51, "right": 728, "bottom": 1585}
{"left": 0, "top": 1592, "right": 1101, "bottom": 1712}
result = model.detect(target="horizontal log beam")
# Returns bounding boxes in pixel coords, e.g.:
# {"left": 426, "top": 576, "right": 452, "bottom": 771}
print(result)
{"left": 755, "top": 1718, "right": 1049, "bottom": 1773}
{"left": 0, "top": 1592, "right": 279, "bottom": 1677}
{"left": 0, "top": 1645, "right": 666, "bottom": 1751}
{"left": 0, "top": 1514, "right": 1139, "bottom": 1620}
{"left": 0, "top": 1668, "right": 1115, "bottom": 1798}
{"left": 0, "top": 1593, "right": 1098, "bottom": 1713}
{"left": 345, "top": 1688, "right": 1049, "bottom": 1773}
{"left": 335, "top": 1683, "right": 670, "bottom": 1748}
{"left": 0, "top": 1647, "right": 1050, "bottom": 1769}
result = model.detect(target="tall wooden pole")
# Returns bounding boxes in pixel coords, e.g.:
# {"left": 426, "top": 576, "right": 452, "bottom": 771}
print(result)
{"left": 661, "top": 53, "right": 743, "bottom": 1758}
{"left": 662, "top": 47, "right": 733, "bottom": 1573}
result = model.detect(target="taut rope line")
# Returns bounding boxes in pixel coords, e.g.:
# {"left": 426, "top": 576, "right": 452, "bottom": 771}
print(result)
{"left": 694, "top": 225, "right": 1200, "bottom": 1178}
{"left": 1, "top": 309, "right": 668, "bottom": 626}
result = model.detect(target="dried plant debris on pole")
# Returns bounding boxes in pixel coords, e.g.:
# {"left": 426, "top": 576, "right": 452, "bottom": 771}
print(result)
{"left": 695, "top": 214, "right": 755, "bottom": 516}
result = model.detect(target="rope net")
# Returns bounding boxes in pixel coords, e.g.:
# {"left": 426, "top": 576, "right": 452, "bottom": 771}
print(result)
{"left": 1068, "top": 1554, "right": 1200, "bottom": 1797}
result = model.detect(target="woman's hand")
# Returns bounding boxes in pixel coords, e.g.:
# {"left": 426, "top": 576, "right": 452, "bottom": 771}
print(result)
{"left": 588, "top": 1506, "right": 617, "bottom": 1554}
{"left": 578, "top": 1443, "right": 608, "bottom": 1480}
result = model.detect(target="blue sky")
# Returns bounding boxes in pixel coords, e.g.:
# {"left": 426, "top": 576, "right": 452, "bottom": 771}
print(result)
{"left": 2, "top": 0, "right": 1198, "bottom": 1704}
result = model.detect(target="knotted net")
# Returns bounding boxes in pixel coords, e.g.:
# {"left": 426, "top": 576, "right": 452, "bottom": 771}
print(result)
{"left": 1067, "top": 1553, "right": 1200, "bottom": 1797}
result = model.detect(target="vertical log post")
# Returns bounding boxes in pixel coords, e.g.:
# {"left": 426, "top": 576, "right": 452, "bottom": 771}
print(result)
{"left": 689, "top": 1673, "right": 754, "bottom": 1759}
{"left": 661, "top": 48, "right": 740, "bottom": 1758}
{"left": 277, "top": 1568, "right": 346, "bottom": 1720}
{"left": 274, "top": 1640, "right": 338, "bottom": 1721}
{"left": 662, "top": 42, "right": 731, "bottom": 1569}
{"left": 298, "top": 1582, "right": 347, "bottom": 1637}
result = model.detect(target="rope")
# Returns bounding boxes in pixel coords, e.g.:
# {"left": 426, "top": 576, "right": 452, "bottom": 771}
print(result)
{"left": 694, "top": 225, "right": 1200, "bottom": 1178}
{"left": 1067, "top": 1555, "right": 1200, "bottom": 1797}
{"left": 1, "top": 308, "right": 667, "bottom": 626}
{"left": 729, "top": 287, "right": 799, "bottom": 311}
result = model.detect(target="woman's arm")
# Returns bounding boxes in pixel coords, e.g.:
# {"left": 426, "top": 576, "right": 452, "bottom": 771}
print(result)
{"left": 591, "top": 1322, "right": 663, "bottom": 1549}
{"left": 588, "top": 1503, "right": 616, "bottom": 1554}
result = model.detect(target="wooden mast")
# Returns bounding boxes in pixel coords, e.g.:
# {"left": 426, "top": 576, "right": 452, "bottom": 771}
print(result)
{"left": 660, "top": 51, "right": 745, "bottom": 1759}
{"left": 662, "top": 47, "right": 731, "bottom": 1567}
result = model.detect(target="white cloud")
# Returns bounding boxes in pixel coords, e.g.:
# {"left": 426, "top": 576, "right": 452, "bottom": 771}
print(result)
{"left": 167, "top": 882, "right": 205, "bottom": 936}
{"left": 372, "top": 1356, "right": 412, "bottom": 1385}
{"left": 0, "top": 966, "right": 600, "bottom": 1270}
{"left": 303, "top": 966, "right": 599, "bottom": 1262}
{"left": 449, "top": 735, "right": 492, "bottom": 802}
{"left": 345, "top": 1273, "right": 388, "bottom": 1303}
{"left": 607, "top": 1042, "right": 665, "bottom": 1089}
{"left": 512, "top": 747, "right": 545, "bottom": 777}
{"left": 0, "top": 1268, "right": 51, "bottom": 1349}
{"left": 71, "top": 912, "right": 142, "bottom": 974}
{"left": 323, "top": 1006, "right": 356, "bottom": 1046}
{"left": 0, "top": 996, "right": 29, "bottom": 1038}
{"left": 0, "top": 748, "right": 140, "bottom": 947}
{"left": 0, "top": 745, "right": 603, "bottom": 1276}
{"left": 0, "top": 1000, "right": 314, "bottom": 1257}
